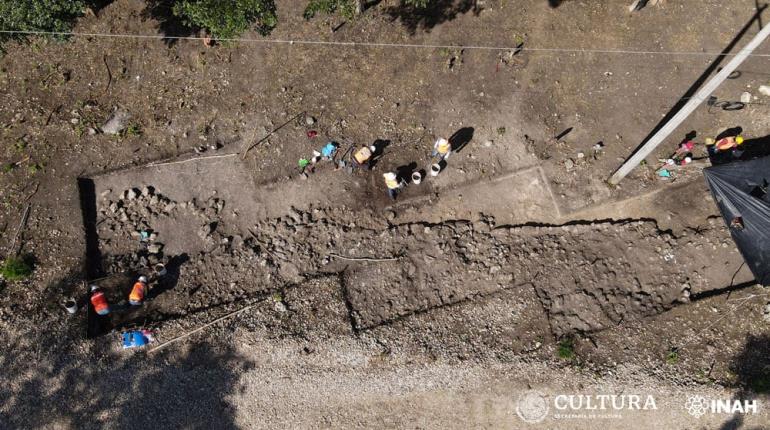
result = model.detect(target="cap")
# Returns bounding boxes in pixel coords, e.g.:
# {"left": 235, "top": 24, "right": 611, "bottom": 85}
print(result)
{"left": 138, "top": 276, "right": 148, "bottom": 283}
{"left": 736, "top": 136, "right": 744, "bottom": 145}
{"left": 383, "top": 172, "right": 397, "bottom": 180}
{"left": 90, "top": 285, "right": 99, "bottom": 292}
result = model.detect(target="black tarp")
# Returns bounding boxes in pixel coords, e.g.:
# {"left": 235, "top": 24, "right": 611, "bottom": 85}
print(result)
{"left": 704, "top": 156, "right": 770, "bottom": 285}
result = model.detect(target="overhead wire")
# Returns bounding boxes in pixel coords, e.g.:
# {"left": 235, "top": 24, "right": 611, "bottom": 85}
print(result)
{"left": 2, "top": 29, "right": 770, "bottom": 58}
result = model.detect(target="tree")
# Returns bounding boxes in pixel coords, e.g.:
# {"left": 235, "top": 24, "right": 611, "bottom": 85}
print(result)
{"left": 172, "top": 0, "right": 278, "bottom": 39}
{"left": 0, "top": 0, "right": 86, "bottom": 44}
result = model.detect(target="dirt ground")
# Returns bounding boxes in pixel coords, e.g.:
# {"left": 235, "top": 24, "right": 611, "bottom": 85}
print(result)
{"left": 2, "top": 0, "right": 770, "bottom": 428}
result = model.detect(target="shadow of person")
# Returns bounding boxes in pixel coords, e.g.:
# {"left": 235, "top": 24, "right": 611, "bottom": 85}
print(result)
{"left": 716, "top": 127, "right": 744, "bottom": 141}
{"left": 737, "top": 134, "right": 770, "bottom": 160}
{"left": 395, "top": 162, "right": 418, "bottom": 183}
{"left": 449, "top": 127, "right": 474, "bottom": 154}
{"left": 148, "top": 253, "right": 189, "bottom": 300}
{"left": 369, "top": 139, "right": 392, "bottom": 170}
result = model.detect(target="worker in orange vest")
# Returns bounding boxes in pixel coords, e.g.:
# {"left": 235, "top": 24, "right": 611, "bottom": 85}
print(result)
{"left": 90, "top": 285, "right": 111, "bottom": 316}
{"left": 129, "top": 275, "right": 148, "bottom": 306}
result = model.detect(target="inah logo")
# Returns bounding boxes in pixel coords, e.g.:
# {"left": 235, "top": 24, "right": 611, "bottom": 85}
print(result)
{"left": 685, "top": 396, "right": 709, "bottom": 418}
{"left": 516, "top": 391, "right": 549, "bottom": 423}
{"left": 685, "top": 395, "right": 759, "bottom": 418}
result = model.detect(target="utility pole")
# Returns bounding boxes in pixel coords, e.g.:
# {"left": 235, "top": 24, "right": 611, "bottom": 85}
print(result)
{"left": 608, "top": 20, "right": 770, "bottom": 185}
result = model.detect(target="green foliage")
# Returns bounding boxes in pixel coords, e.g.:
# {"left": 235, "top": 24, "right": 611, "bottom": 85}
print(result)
{"left": 665, "top": 349, "right": 679, "bottom": 365}
{"left": 0, "top": 0, "right": 86, "bottom": 44}
{"left": 1, "top": 255, "right": 33, "bottom": 281}
{"left": 28, "top": 163, "right": 42, "bottom": 174}
{"left": 304, "top": 0, "right": 357, "bottom": 20}
{"left": 557, "top": 337, "right": 575, "bottom": 360}
{"left": 304, "top": 0, "right": 433, "bottom": 20}
{"left": 172, "top": 0, "right": 277, "bottom": 39}
{"left": 123, "top": 123, "right": 142, "bottom": 137}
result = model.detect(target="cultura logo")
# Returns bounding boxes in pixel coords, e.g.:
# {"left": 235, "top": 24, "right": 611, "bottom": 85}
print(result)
{"left": 684, "top": 395, "right": 759, "bottom": 418}
{"left": 516, "top": 391, "right": 550, "bottom": 424}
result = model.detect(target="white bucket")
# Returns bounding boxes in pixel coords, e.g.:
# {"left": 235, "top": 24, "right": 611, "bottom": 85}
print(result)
{"left": 154, "top": 263, "right": 167, "bottom": 277}
{"left": 430, "top": 163, "right": 441, "bottom": 176}
{"left": 412, "top": 172, "right": 422, "bottom": 185}
{"left": 64, "top": 298, "right": 78, "bottom": 314}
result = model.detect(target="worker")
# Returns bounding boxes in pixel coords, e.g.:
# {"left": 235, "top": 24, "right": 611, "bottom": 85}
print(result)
{"left": 383, "top": 172, "right": 402, "bottom": 200}
{"left": 90, "top": 285, "right": 111, "bottom": 316}
{"left": 320, "top": 141, "right": 338, "bottom": 160}
{"left": 352, "top": 145, "right": 375, "bottom": 170}
{"left": 129, "top": 275, "right": 148, "bottom": 306}
{"left": 432, "top": 137, "right": 452, "bottom": 161}
{"left": 715, "top": 135, "right": 744, "bottom": 152}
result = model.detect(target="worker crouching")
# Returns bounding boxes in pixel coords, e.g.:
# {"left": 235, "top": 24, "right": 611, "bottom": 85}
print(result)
{"left": 129, "top": 275, "right": 149, "bottom": 306}
{"left": 90, "top": 285, "right": 111, "bottom": 316}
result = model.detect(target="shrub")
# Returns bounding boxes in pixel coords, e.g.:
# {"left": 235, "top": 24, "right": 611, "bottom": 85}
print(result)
{"left": 0, "top": 0, "right": 86, "bottom": 44}
{"left": 303, "top": 0, "right": 433, "bottom": 19}
{"left": 172, "top": 0, "right": 277, "bottom": 39}
{"left": 665, "top": 348, "right": 679, "bottom": 365}
{"left": 557, "top": 337, "right": 575, "bottom": 360}
{"left": 1, "top": 255, "right": 33, "bottom": 281}
{"left": 303, "top": 0, "right": 357, "bottom": 20}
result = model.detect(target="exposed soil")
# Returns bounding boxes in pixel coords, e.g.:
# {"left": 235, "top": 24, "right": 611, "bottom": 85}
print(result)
{"left": 2, "top": 0, "right": 770, "bottom": 428}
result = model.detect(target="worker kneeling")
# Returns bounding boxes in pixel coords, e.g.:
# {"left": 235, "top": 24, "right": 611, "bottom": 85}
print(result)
{"left": 352, "top": 145, "right": 375, "bottom": 170}
{"left": 129, "top": 275, "right": 149, "bottom": 306}
{"left": 90, "top": 285, "right": 111, "bottom": 316}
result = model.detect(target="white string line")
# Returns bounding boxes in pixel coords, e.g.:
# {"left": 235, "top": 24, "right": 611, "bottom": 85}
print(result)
{"left": 3, "top": 29, "right": 770, "bottom": 58}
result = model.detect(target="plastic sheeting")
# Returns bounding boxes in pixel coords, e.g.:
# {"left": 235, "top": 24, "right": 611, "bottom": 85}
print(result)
{"left": 704, "top": 156, "right": 770, "bottom": 285}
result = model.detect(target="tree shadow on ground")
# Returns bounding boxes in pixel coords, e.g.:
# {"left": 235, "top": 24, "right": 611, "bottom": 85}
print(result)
{"left": 0, "top": 329, "right": 252, "bottom": 429}
{"left": 386, "top": 0, "right": 480, "bottom": 35}
{"left": 142, "top": 0, "right": 200, "bottom": 45}
{"left": 717, "top": 334, "right": 770, "bottom": 430}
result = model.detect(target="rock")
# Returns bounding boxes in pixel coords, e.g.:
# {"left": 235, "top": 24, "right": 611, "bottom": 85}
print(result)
{"left": 385, "top": 210, "right": 396, "bottom": 221}
{"left": 483, "top": 140, "right": 493, "bottom": 148}
{"left": 100, "top": 189, "right": 111, "bottom": 198}
{"left": 141, "top": 186, "right": 152, "bottom": 196}
{"left": 274, "top": 301, "right": 287, "bottom": 312}
{"left": 163, "top": 202, "right": 177, "bottom": 213}
{"left": 127, "top": 189, "right": 137, "bottom": 200}
{"left": 741, "top": 92, "right": 752, "bottom": 103}
{"left": 760, "top": 85, "right": 770, "bottom": 97}
{"left": 564, "top": 159, "right": 575, "bottom": 170}
{"left": 147, "top": 243, "right": 163, "bottom": 254}
{"left": 305, "top": 115, "right": 316, "bottom": 125}
{"left": 198, "top": 223, "right": 214, "bottom": 239}
{"left": 101, "top": 108, "right": 131, "bottom": 135}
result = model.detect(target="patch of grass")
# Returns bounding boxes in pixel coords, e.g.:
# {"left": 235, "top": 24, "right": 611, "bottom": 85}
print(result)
{"left": 497, "top": 126, "right": 506, "bottom": 136}
{"left": 557, "top": 337, "right": 575, "bottom": 360}
{"left": 1, "top": 255, "right": 33, "bottom": 281}
{"left": 14, "top": 138, "right": 26, "bottom": 152}
{"left": 666, "top": 348, "right": 679, "bottom": 365}
{"left": 28, "top": 163, "right": 42, "bottom": 174}
{"left": 3, "top": 163, "right": 14, "bottom": 173}
{"left": 123, "top": 123, "right": 142, "bottom": 137}
{"left": 271, "top": 291, "right": 283, "bottom": 302}
{"left": 438, "top": 47, "right": 451, "bottom": 57}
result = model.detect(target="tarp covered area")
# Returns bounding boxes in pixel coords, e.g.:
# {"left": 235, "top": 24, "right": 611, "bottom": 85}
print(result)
{"left": 704, "top": 156, "right": 770, "bottom": 285}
